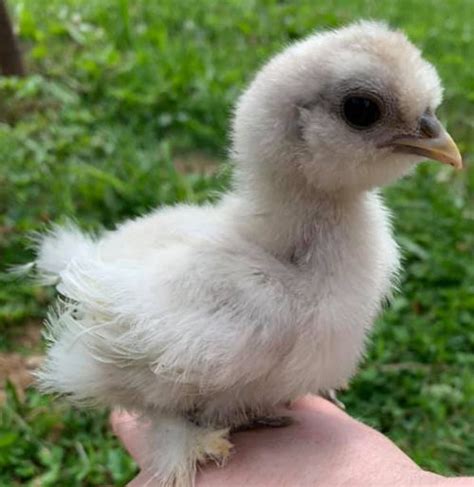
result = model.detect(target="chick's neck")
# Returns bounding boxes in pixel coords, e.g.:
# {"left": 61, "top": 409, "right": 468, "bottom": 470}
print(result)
{"left": 224, "top": 171, "right": 368, "bottom": 263}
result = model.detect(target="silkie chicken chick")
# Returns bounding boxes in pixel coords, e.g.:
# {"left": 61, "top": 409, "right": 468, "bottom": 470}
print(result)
{"left": 33, "top": 21, "right": 462, "bottom": 487}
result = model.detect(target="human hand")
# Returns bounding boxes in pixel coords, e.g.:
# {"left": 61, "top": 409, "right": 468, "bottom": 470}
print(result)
{"left": 111, "top": 395, "right": 473, "bottom": 487}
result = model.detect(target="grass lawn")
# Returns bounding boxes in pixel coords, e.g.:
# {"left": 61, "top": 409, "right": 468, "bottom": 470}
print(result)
{"left": 1, "top": 0, "right": 473, "bottom": 484}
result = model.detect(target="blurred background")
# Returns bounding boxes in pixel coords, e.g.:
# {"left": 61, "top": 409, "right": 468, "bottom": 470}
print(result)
{"left": 0, "top": 0, "right": 472, "bottom": 485}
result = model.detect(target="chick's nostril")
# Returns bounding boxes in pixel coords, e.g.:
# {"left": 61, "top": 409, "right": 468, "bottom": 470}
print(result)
{"left": 419, "top": 114, "right": 442, "bottom": 138}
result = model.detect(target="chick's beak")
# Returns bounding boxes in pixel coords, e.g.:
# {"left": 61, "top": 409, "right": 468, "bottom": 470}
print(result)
{"left": 389, "top": 114, "right": 463, "bottom": 170}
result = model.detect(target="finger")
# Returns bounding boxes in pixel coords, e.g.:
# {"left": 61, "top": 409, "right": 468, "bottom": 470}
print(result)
{"left": 127, "top": 471, "right": 153, "bottom": 487}
{"left": 110, "top": 410, "right": 150, "bottom": 469}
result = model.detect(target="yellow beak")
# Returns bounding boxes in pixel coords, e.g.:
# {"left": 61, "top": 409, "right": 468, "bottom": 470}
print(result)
{"left": 389, "top": 115, "right": 463, "bottom": 170}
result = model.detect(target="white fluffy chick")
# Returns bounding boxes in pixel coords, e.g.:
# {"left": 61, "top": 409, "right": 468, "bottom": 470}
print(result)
{"left": 33, "top": 21, "right": 462, "bottom": 486}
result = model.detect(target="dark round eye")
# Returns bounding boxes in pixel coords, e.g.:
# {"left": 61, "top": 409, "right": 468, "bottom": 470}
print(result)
{"left": 342, "top": 96, "right": 382, "bottom": 129}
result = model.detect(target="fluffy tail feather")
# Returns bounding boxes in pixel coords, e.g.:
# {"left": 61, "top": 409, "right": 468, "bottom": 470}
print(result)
{"left": 33, "top": 223, "right": 97, "bottom": 285}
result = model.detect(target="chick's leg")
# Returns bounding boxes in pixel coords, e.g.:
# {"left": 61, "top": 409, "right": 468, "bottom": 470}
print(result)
{"left": 232, "top": 414, "right": 294, "bottom": 432}
{"left": 143, "top": 413, "right": 233, "bottom": 487}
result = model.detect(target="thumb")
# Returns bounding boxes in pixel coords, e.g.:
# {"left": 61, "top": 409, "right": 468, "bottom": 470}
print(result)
{"left": 110, "top": 410, "right": 150, "bottom": 469}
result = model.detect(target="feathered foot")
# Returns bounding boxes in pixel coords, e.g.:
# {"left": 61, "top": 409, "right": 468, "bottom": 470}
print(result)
{"left": 143, "top": 414, "right": 233, "bottom": 487}
{"left": 196, "top": 428, "right": 233, "bottom": 466}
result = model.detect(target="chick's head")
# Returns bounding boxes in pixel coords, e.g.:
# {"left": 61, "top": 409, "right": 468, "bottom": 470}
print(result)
{"left": 232, "top": 21, "right": 462, "bottom": 194}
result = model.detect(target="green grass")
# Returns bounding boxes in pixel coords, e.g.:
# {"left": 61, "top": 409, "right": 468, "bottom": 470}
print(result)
{"left": 1, "top": 0, "right": 473, "bottom": 484}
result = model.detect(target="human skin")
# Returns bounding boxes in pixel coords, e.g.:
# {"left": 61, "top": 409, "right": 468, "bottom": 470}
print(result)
{"left": 111, "top": 396, "right": 474, "bottom": 487}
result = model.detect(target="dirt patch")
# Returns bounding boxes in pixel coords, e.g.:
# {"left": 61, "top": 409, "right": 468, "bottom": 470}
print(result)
{"left": 12, "top": 319, "right": 43, "bottom": 349}
{"left": 173, "top": 152, "right": 221, "bottom": 175}
{"left": 0, "top": 353, "right": 44, "bottom": 404}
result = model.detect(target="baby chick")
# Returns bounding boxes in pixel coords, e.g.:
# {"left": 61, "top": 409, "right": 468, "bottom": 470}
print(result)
{"left": 33, "top": 21, "right": 461, "bottom": 486}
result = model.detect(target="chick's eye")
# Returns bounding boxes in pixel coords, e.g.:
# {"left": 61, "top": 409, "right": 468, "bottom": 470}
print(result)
{"left": 342, "top": 96, "right": 382, "bottom": 129}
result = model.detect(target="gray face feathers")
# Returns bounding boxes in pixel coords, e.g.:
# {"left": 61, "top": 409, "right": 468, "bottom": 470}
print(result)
{"left": 232, "top": 21, "right": 462, "bottom": 193}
